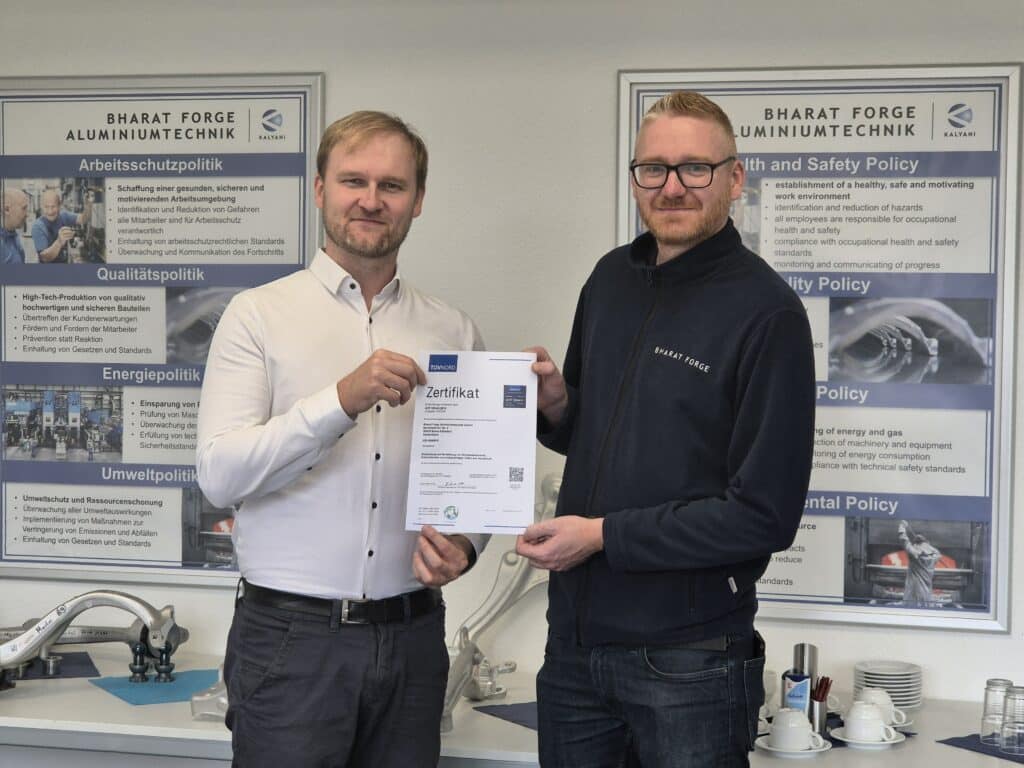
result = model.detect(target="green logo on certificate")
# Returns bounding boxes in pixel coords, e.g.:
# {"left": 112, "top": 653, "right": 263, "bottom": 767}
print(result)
{"left": 443, "top": 505, "right": 459, "bottom": 521}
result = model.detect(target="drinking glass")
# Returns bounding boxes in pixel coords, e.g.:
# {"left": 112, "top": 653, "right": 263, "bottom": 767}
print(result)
{"left": 981, "top": 678, "right": 1013, "bottom": 745}
{"left": 999, "top": 686, "right": 1024, "bottom": 755}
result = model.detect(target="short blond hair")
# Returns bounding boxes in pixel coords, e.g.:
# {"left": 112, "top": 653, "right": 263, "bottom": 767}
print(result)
{"left": 643, "top": 91, "right": 736, "bottom": 151}
{"left": 316, "top": 111, "right": 428, "bottom": 191}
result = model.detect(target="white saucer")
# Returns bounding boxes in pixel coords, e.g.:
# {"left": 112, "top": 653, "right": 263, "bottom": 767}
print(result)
{"left": 829, "top": 727, "right": 906, "bottom": 750}
{"left": 855, "top": 660, "right": 921, "bottom": 676}
{"left": 894, "top": 719, "right": 915, "bottom": 730}
{"left": 754, "top": 735, "right": 832, "bottom": 758}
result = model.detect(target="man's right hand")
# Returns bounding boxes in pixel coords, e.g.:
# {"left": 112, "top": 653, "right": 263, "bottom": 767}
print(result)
{"left": 336, "top": 349, "right": 426, "bottom": 418}
{"left": 57, "top": 226, "right": 75, "bottom": 244}
{"left": 526, "top": 346, "right": 568, "bottom": 426}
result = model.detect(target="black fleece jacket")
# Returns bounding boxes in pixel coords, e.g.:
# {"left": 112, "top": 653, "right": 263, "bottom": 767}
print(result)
{"left": 539, "top": 220, "right": 816, "bottom": 647}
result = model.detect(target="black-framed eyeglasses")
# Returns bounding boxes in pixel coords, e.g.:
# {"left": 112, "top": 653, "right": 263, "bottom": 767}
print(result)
{"left": 629, "top": 156, "right": 736, "bottom": 189}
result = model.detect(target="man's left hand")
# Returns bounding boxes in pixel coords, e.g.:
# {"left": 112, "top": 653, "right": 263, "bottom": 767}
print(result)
{"left": 515, "top": 516, "right": 604, "bottom": 572}
{"left": 413, "top": 525, "right": 473, "bottom": 587}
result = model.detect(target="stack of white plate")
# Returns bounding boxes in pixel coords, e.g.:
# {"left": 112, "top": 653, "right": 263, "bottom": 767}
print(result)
{"left": 854, "top": 660, "right": 923, "bottom": 710}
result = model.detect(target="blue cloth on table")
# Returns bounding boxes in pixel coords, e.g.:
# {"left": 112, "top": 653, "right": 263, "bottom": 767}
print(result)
{"left": 89, "top": 668, "right": 219, "bottom": 705}
{"left": 474, "top": 701, "right": 538, "bottom": 731}
{"left": 18, "top": 651, "right": 99, "bottom": 680}
{"left": 937, "top": 734, "right": 1024, "bottom": 764}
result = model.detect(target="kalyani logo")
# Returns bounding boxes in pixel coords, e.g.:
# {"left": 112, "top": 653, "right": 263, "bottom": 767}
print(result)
{"left": 259, "top": 108, "right": 286, "bottom": 142}
{"left": 943, "top": 103, "right": 976, "bottom": 138}
{"left": 443, "top": 505, "right": 459, "bottom": 521}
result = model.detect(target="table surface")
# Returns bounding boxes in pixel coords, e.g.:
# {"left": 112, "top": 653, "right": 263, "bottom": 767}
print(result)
{"left": 0, "top": 646, "right": 1015, "bottom": 767}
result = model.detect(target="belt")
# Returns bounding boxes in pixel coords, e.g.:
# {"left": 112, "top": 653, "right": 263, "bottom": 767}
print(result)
{"left": 677, "top": 635, "right": 729, "bottom": 652}
{"left": 241, "top": 580, "right": 442, "bottom": 624}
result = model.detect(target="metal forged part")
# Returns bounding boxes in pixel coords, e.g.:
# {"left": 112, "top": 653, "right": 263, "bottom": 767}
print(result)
{"left": 829, "top": 298, "right": 991, "bottom": 366}
{"left": 439, "top": 473, "right": 561, "bottom": 731}
{"left": 166, "top": 287, "right": 239, "bottom": 363}
{"left": 0, "top": 590, "right": 188, "bottom": 671}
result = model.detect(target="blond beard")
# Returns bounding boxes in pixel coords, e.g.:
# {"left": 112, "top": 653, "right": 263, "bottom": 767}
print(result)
{"left": 325, "top": 217, "right": 412, "bottom": 261}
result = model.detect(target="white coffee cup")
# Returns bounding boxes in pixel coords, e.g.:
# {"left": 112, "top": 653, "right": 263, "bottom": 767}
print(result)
{"left": 844, "top": 701, "right": 898, "bottom": 742}
{"left": 857, "top": 687, "right": 908, "bottom": 725}
{"left": 769, "top": 708, "right": 827, "bottom": 751}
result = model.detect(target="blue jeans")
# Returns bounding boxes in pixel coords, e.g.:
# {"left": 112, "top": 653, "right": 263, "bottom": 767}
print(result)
{"left": 537, "top": 630, "right": 765, "bottom": 768}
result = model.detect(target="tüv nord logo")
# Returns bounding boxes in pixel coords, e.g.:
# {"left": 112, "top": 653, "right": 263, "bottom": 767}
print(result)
{"left": 944, "top": 103, "right": 976, "bottom": 137}
{"left": 428, "top": 354, "right": 458, "bottom": 372}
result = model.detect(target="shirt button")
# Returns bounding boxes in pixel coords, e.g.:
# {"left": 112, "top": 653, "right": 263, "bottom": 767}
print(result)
{"left": 371, "top": 502, "right": 378, "bottom": 509}
{"left": 349, "top": 282, "right": 356, "bottom": 290}
{"left": 368, "top": 317, "right": 373, "bottom": 324}
{"left": 367, "top": 550, "right": 374, "bottom": 557}
{"left": 375, "top": 452, "right": 381, "bottom": 461}
{"left": 306, "top": 466, "right": 313, "bottom": 471}
{"left": 376, "top": 405, "right": 381, "bottom": 413}
{"left": 338, "top": 433, "right": 344, "bottom": 439}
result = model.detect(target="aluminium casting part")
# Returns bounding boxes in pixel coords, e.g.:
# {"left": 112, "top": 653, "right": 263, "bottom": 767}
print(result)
{"left": 0, "top": 616, "right": 191, "bottom": 653}
{"left": 829, "top": 298, "right": 991, "bottom": 367}
{"left": 832, "top": 349, "right": 939, "bottom": 385}
{"left": 190, "top": 665, "right": 228, "bottom": 721}
{"left": 0, "top": 590, "right": 188, "bottom": 688}
{"left": 166, "top": 287, "right": 239, "bottom": 363}
{"left": 439, "top": 473, "right": 560, "bottom": 733}
{"left": 886, "top": 316, "right": 939, "bottom": 356}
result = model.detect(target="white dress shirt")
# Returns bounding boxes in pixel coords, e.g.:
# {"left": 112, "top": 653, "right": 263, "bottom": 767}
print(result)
{"left": 196, "top": 249, "right": 486, "bottom": 599}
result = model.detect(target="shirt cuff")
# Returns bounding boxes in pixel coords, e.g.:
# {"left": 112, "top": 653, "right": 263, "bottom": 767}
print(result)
{"left": 461, "top": 532, "right": 489, "bottom": 572}
{"left": 303, "top": 383, "right": 358, "bottom": 440}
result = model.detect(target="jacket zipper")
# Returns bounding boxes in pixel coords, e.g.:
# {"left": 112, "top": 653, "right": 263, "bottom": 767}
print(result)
{"left": 576, "top": 269, "right": 661, "bottom": 643}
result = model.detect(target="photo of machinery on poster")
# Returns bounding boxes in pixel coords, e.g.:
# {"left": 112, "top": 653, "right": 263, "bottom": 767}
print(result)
{"left": 0, "top": 74, "right": 323, "bottom": 584}
{"left": 618, "top": 65, "right": 1019, "bottom": 631}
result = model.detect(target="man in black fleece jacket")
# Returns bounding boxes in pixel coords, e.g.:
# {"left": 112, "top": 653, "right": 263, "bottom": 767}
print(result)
{"left": 517, "top": 91, "right": 816, "bottom": 767}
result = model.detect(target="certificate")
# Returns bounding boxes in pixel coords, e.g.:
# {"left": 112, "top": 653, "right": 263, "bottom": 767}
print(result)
{"left": 406, "top": 351, "right": 537, "bottom": 534}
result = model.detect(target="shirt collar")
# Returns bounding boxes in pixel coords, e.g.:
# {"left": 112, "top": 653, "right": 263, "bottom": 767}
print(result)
{"left": 308, "top": 248, "right": 402, "bottom": 301}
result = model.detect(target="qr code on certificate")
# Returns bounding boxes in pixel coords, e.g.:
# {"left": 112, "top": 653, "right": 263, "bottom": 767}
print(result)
{"left": 509, "top": 466, "right": 524, "bottom": 484}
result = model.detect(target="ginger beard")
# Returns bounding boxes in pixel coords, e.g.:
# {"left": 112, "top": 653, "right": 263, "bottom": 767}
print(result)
{"left": 636, "top": 181, "right": 735, "bottom": 252}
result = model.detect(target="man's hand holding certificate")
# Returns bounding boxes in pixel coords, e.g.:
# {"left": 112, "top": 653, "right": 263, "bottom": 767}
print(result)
{"left": 406, "top": 351, "right": 537, "bottom": 534}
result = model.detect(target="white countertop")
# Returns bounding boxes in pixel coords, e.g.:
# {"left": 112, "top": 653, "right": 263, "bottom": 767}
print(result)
{"left": 0, "top": 645, "right": 539, "bottom": 766}
{"left": 0, "top": 646, "right": 1015, "bottom": 767}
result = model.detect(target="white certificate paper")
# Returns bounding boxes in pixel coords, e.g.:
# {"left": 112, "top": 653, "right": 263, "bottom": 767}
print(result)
{"left": 406, "top": 351, "right": 537, "bottom": 534}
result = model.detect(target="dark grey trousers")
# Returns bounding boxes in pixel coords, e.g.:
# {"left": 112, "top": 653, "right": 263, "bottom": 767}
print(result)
{"left": 224, "top": 593, "right": 449, "bottom": 767}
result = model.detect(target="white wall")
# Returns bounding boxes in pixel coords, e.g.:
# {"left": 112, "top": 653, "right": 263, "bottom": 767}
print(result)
{"left": 2, "top": 0, "right": 1022, "bottom": 702}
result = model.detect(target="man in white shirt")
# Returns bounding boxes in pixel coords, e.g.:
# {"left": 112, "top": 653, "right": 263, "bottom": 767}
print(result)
{"left": 197, "top": 111, "right": 486, "bottom": 768}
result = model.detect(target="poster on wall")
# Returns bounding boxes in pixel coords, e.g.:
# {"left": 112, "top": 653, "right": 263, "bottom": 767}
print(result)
{"left": 0, "top": 74, "right": 323, "bottom": 584}
{"left": 618, "top": 66, "right": 1018, "bottom": 631}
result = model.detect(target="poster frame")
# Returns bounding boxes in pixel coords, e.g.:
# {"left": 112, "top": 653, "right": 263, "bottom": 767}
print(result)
{"left": 0, "top": 72, "right": 324, "bottom": 587}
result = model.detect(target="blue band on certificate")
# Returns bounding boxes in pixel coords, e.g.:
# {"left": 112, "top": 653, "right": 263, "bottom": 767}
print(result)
{"left": 503, "top": 385, "right": 527, "bottom": 408}
{"left": 428, "top": 354, "right": 458, "bottom": 372}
